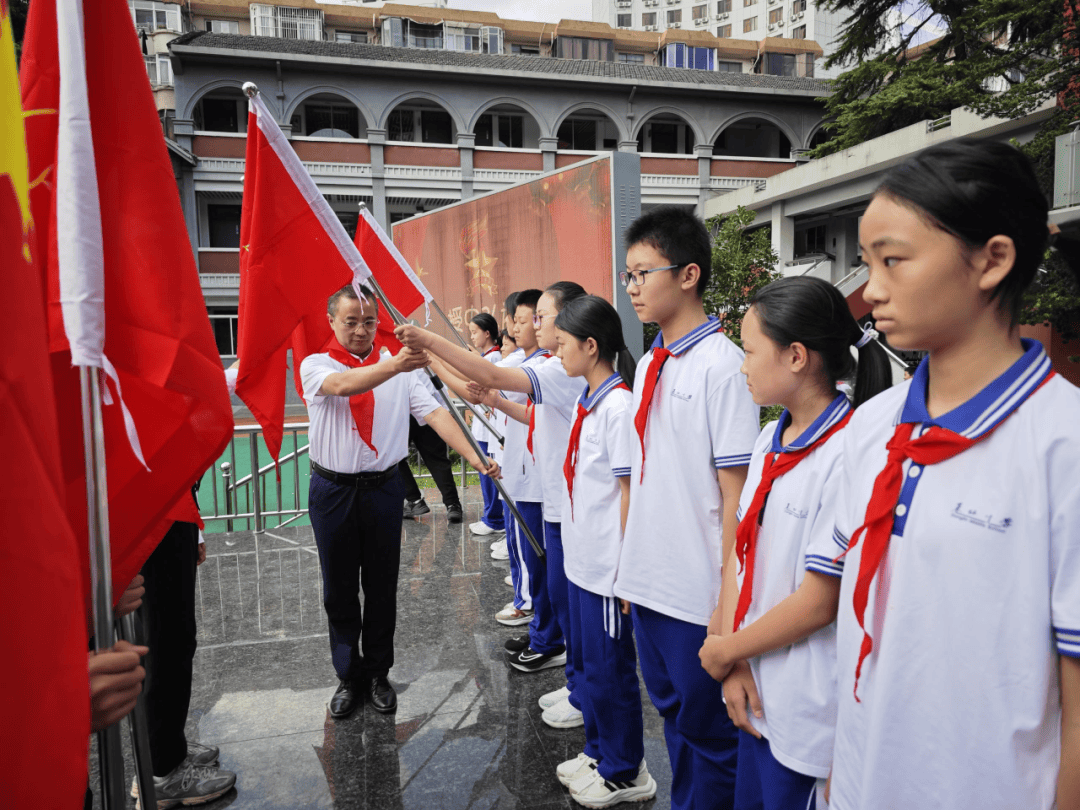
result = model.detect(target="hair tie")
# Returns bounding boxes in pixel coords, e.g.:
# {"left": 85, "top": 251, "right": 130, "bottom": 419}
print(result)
{"left": 854, "top": 325, "right": 879, "bottom": 349}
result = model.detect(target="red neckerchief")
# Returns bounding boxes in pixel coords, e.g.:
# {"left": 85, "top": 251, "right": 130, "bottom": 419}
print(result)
{"left": 563, "top": 382, "right": 631, "bottom": 520}
{"left": 324, "top": 334, "right": 384, "bottom": 457}
{"left": 524, "top": 350, "right": 551, "bottom": 459}
{"left": 732, "top": 411, "right": 852, "bottom": 633}
{"left": 840, "top": 372, "right": 1055, "bottom": 701}
{"left": 483, "top": 347, "right": 500, "bottom": 358}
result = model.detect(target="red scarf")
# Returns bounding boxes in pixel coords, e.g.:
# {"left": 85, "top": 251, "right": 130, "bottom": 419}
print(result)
{"left": 841, "top": 372, "right": 1054, "bottom": 700}
{"left": 324, "top": 335, "right": 384, "bottom": 457}
{"left": 732, "top": 412, "right": 851, "bottom": 633}
{"left": 563, "top": 383, "right": 630, "bottom": 520}
{"left": 524, "top": 350, "right": 551, "bottom": 459}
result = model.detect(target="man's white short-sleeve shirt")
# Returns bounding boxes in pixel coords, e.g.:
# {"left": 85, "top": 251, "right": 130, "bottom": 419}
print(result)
{"left": 736, "top": 393, "right": 850, "bottom": 779}
{"left": 615, "top": 318, "right": 760, "bottom": 625}
{"left": 827, "top": 340, "right": 1080, "bottom": 810}
{"left": 299, "top": 350, "right": 439, "bottom": 474}
{"left": 562, "top": 374, "right": 633, "bottom": 597}
{"left": 523, "top": 356, "right": 583, "bottom": 523}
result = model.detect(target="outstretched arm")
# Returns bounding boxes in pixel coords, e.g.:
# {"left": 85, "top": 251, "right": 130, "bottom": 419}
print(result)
{"left": 423, "top": 407, "right": 500, "bottom": 477}
{"left": 1060, "top": 655, "right": 1080, "bottom": 808}
{"left": 319, "top": 347, "right": 430, "bottom": 397}
{"left": 397, "top": 325, "right": 533, "bottom": 394}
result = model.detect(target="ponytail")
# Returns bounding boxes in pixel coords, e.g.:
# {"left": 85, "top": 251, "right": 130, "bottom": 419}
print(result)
{"left": 554, "top": 295, "right": 638, "bottom": 387}
{"left": 852, "top": 330, "right": 892, "bottom": 408}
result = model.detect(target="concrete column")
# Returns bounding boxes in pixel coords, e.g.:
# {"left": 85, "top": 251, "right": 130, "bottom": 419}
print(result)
{"left": 771, "top": 200, "right": 794, "bottom": 272}
{"left": 539, "top": 136, "right": 559, "bottom": 173}
{"left": 367, "top": 128, "right": 389, "bottom": 230}
{"left": 173, "top": 118, "right": 194, "bottom": 154}
{"left": 179, "top": 166, "right": 199, "bottom": 263}
{"left": 458, "top": 131, "right": 475, "bottom": 200}
{"left": 832, "top": 216, "right": 860, "bottom": 285}
{"left": 695, "top": 144, "right": 713, "bottom": 218}
{"left": 618, "top": 140, "right": 639, "bottom": 153}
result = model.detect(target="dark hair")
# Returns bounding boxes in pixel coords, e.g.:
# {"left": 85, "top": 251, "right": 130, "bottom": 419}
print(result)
{"left": 327, "top": 283, "right": 378, "bottom": 316}
{"left": 545, "top": 281, "right": 587, "bottom": 311}
{"left": 554, "top": 295, "right": 638, "bottom": 388}
{"left": 875, "top": 138, "right": 1049, "bottom": 324}
{"left": 624, "top": 205, "right": 712, "bottom": 297}
{"left": 749, "top": 276, "right": 891, "bottom": 408}
{"left": 503, "top": 292, "right": 519, "bottom": 323}
{"left": 470, "top": 312, "right": 501, "bottom": 347}
{"left": 500, "top": 329, "right": 517, "bottom": 346}
{"left": 514, "top": 288, "right": 543, "bottom": 314}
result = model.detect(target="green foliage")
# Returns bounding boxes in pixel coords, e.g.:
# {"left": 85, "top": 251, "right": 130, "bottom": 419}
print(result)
{"left": 704, "top": 205, "right": 781, "bottom": 343}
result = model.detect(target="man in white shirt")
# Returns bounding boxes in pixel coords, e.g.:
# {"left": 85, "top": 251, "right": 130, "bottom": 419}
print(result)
{"left": 299, "top": 284, "right": 498, "bottom": 719}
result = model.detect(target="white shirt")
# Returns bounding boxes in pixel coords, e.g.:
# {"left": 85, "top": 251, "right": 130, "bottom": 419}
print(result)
{"left": 299, "top": 349, "right": 439, "bottom": 474}
{"left": 470, "top": 347, "right": 504, "bottom": 447}
{"left": 498, "top": 348, "right": 547, "bottom": 503}
{"left": 561, "top": 374, "right": 633, "bottom": 597}
{"left": 490, "top": 348, "right": 525, "bottom": 469}
{"left": 523, "top": 356, "right": 583, "bottom": 522}
{"left": 823, "top": 340, "right": 1080, "bottom": 810}
{"left": 735, "top": 393, "right": 850, "bottom": 779}
{"left": 615, "top": 318, "right": 760, "bottom": 625}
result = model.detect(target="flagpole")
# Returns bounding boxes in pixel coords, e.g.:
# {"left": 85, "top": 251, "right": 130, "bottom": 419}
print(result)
{"left": 362, "top": 278, "right": 544, "bottom": 559}
{"left": 119, "top": 612, "right": 158, "bottom": 809}
{"left": 80, "top": 367, "right": 128, "bottom": 810}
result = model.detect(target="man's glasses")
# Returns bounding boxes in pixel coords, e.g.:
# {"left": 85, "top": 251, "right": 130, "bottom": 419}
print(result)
{"left": 619, "top": 264, "right": 683, "bottom": 288}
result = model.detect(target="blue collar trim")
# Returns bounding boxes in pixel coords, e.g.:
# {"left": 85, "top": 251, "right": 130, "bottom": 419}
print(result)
{"left": 770, "top": 392, "right": 852, "bottom": 453}
{"left": 579, "top": 374, "right": 624, "bottom": 411}
{"left": 525, "top": 348, "right": 552, "bottom": 363}
{"left": 649, "top": 316, "right": 721, "bottom": 356}
{"left": 898, "top": 338, "right": 1052, "bottom": 438}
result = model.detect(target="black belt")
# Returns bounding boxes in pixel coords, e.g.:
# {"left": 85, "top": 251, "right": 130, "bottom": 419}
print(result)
{"left": 311, "top": 461, "right": 398, "bottom": 489}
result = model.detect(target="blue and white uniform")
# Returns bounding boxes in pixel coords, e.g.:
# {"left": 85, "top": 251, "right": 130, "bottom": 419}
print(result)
{"left": 615, "top": 317, "right": 760, "bottom": 810}
{"left": 473, "top": 346, "right": 505, "bottom": 532}
{"left": 820, "top": 340, "right": 1080, "bottom": 810}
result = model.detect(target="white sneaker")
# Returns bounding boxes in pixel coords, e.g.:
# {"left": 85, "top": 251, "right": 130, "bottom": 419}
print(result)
{"left": 538, "top": 685, "right": 571, "bottom": 711}
{"left": 570, "top": 762, "right": 656, "bottom": 807}
{"left": 490, "top": 541, "right": 509, "bottom": 561}
{"left": 557, "top": 752, "right": 598, "bottom": 787}
{"left": 542, "top": 696, "right": 584, "bottom": 729}
{"left": 471, "top": 521, "right": 501, "bottom": 536}
{"left": 490, "top": 538, "right": 506, "bottom": 551}
{"left": 504, "top": 574, "right": 514, "bottom": 587}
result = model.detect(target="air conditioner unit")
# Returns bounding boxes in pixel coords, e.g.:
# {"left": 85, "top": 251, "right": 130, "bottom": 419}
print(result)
{"left": 694, "top": 16, "right": 709, "bottom": 24}
{"left": 790, "top": 14, "right": 798, "bottom": 21}
{"left": 644, "top": 24, "right": 657, "bottom": 30}
{"left": 671, "top": 20, "right": 681, "bottom": 27}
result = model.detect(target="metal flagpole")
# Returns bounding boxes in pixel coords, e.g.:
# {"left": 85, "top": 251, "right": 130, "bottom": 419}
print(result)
{"left": 362, "top": 278, "right": 544, "bottom": 559}
{"left": 119, "top": 612, "right": 157, "bottom": 808}
{"left": 81, "top": 368, "right": 134, "bottom": 810}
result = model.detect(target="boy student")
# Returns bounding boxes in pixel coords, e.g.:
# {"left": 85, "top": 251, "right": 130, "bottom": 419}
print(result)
{"left": 614, "top": 207, "right": 760, "bottom": 810}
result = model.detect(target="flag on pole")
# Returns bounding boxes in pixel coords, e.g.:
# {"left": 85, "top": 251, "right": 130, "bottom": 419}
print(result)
{"left": 1, "top": 0, "right": 90, "bottom": 803}
{"left": 355, "top": 205, "right": 434, "bottom": 321}
{"left": 20, "top": 0, "right": 234, "bottom": 598}
{"left": 235, "top": 89, "right": 375, "bottom": 464}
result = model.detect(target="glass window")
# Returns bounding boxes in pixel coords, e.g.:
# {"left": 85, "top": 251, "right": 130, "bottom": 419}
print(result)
{"left": 717, "top": 0, "right": 732, "bottom": 11}
{"left": 555, "top": 37, "right": 614, "bottom": 61}
{"left": 511, "top": 43, "right": 540, "bottom": 55}
{"left": 388, "top": 109, "right": 415, "bottom": 141}
{"left": 717, "top": 23, "right": 732, "bottom": 36}
{"left": 156, "top": 54, "right": 172, "bottom": 84}
{"left": 199, "top": 98, "right": 240, "bottom": 132}
{"left": 205, "top": 19, "right": 240, "bottom": 34}
{"left": 208, "top": 307, "right": 239, "bottom": 357}
{"left": 130, "top": 1, "right": 181, "bottom": 33}
{"left": 744, "top": 0, "right": 757, "bottom": 6}
{"left": 642, "top": 11, "right": 657, "bottom": 25}
{"left": 249, "top": 4, "right": 323, "bottom": 41}
{"left": 304, "top": 104, "right": 360, "bottom": 138}
{"left": 667, "top": 8, "right": 682, "bottom": 24}
{"left": 791, "top": 24, "right": 806, "bottom": 38}
{"left": 692, "top": 4, "right": 708, "bottom": 20}
{"left": 618, "top": 52, "right": 645, "bottom": 62}
{"left": 207, "top": 205, "right": 242, "bottom": 248}
{"left": 143, "top": 55, "right": 158, "bottom": 84}
{"left": 420, "top": 110, "right": 453, "bottom": 143}
{"left": 617, "top": 13, "right": 632, "bottom": 26}
{"left": 717, "top": 60, "right": 742, "bottom": 72}
{"left": 792, "top": 0, "right": 806, "bottom": 11}
{"left": 763, "top": 52, "right": 796, "bottom": 76}
{"left": 769, "top": 7, "right": 783, "bottom": 24}
{"left": 558, "top": 119, "right": 597, "bottom": 150}
{"left": 476, "top": 114, "right": 523, "bottom": 147}
{"left": 663, "top": 43, "right": 713, "bottom": 69}
{"left": 335, "top": 30, "right": 368, "bottom": 43}
{"left": 406, "top": 21, "right": 443, "bottom": 49}
{"left": 743, "top": 16, "right": 757, "bottom": 31}
{"left": 444, "top": 23, "right": 481, "bottom": 52}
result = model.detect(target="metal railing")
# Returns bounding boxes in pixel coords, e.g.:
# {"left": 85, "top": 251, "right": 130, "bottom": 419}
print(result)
{"left": 201, "top": 421, "right": 472, "bottom": 533}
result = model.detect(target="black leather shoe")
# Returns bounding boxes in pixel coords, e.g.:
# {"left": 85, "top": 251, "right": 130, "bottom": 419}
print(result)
{"left": 447, "top": 504, "right": 463, "bottom": 523}
{"left": 368, "top": 676, "right": 397, "bottom": 713}
{"left": 329, "top": 679, "right": 359, "bottom": 719}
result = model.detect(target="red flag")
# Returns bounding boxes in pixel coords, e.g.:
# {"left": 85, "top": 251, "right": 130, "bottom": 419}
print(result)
{"left": 355, "top": 205, "right": 433, "bottom": 319}
{"left": 20, "top": 0, "right": 234, "bottom": 599}
{"left": 235, "top": 92, "right": 374, "bottom": 463}
{"left": 1, "top": 4, "right": 89, "bottom": 800}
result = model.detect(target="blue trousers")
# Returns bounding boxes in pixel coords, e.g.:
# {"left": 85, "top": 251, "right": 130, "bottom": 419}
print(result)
{"left": 734, "top": 731, "right": 817, "bottom": 810}
{"left": 506, "top": 507, "right": 528, "bottom": 611}
{"left": 308, "top": 470, "right": 406, "bottom": 681}
{"left": 507, "top": 500, "right": 560, "bottom": 653}
{"left": 477, "top": 441, "right": 504, "bottom": 531}
{"left": 541, "top": 521, "right": 577, "bottom": 695}
{"left": 569, "top": 582, "right": 644, "bottom": 782}
{"left": 633, "top": 604, "right": 739, "bottom": 810}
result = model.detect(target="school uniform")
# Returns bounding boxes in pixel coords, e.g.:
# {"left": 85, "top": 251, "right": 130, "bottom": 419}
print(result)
{"left": 615, "top": 317, "right": 760, "bottom": 810}
{"left": 818, "top": 340, "right": 1080, "bottom": 810}
{"left": 300, "top": 347, "right": 440, "bottom": 682}
{"left": 562, "top": 374, "right": 645, "bottom": 782}
{"left": 473, "top": 346, "right": 506, "bottom": 531}
{"left": 732, "top": 393, "right": 851, "bottom": 810}
{"left": 522, "top": 355, "right": 581, "bottom": 669}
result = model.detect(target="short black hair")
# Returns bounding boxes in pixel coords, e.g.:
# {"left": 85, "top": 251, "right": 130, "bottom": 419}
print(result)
{"left": 470, "top": 312, "right": 501, "bottom": 346}
{"left": 327, "top": 283, "right": 378, "bottom": 316}
{"left": 624, "top": 206, "right": 712, "bottom": 297}
{"left": 514, "top": 288, "right": 543, "bottom": 314}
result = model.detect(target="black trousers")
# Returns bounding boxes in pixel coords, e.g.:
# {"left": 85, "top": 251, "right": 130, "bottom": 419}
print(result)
{"left": 308, "top": 469, "right": 406, "bottom": 681}
{"left": 398, "top": 416, "right": 460, "bottom": 508}
{"left": 140, "top": 521, "right": 199, "bottom": 776}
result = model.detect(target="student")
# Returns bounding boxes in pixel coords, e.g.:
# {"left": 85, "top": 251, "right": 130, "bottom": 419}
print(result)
{"left": 819, "top": 139, "right": 1079, "bottom": 810}
{"left": 696, "top": 276, "right": 890, "bottom": 810}
{"left": 613, "top": 206, "right": 760, "bottom": 810}
{"left": 487, "top": 296, "right": 525, "bottom": 564}
{"left": 499, "top": 329, "right": 517, "bottom": 359}
{"left": 551, "top": 295, "right": 657, "bottom": 807}
{"left": 466, "top": 312, "right": 507, "bottom": 538}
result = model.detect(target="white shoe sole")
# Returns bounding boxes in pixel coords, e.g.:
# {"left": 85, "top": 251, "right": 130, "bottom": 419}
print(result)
{"left": 571, "top": 775, "right": 657, "bottom": 807}
{"left": 557, "top": 753, "right": 596, "bottom": 786}
{"left": 539, "top": 686, "right": 571, "bottom": 710}
{"left": 490, "top": 549, "right": 510, "bottom": 560}
{"left": 495, "top": 610, "right": 534, "bottom": 626}
{"left": 470, "top": 523, "right": 500, "bottom": 535}
{"left": 509, "top": 651, "right": 567, "bottom": 672}
{"left": 542, "top": 706, "right": 584, "bottom": 729}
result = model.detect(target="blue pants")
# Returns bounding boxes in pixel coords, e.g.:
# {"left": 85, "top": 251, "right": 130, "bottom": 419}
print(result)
{"left": 569, "top": 581, "right": 644, "bottom": 782}
{"left": 308, "top": 470, "right": 406, "bottom": 681}
{"left": 529, "top": 520, "right": 570, "bottom": 666}
{"left": 509, "top": 500, "right": 561, "bottom": 654}
{"left": 505, "top": 507, "right": 527, "bottom": 611}
{"left": 477, "top": 441, "right": 504, "bottom": 531}
{"left": 541, "top": 521, "right": 577, "bottom": 696}
{"left": 508, "top": 501, "right": 543, "bottom": 612}
{"left": 734, "top": 732, "right": 817, "bottom": 810}
{"left": 632, "top": 604, "right": 739, "bottom": 810}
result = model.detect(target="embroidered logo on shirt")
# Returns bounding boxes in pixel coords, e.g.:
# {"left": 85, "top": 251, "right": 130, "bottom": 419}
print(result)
{"left": 670, "top": 388, "right": 693, "bottom": 401}
{"left": 950, "top": 503, "right": 1012, "bottom": 533}
{"left": 584, "top": 432, "right": 600, "bottom": 445}
{"left": 783, "top": 503, "right": 809, "bottom": 520}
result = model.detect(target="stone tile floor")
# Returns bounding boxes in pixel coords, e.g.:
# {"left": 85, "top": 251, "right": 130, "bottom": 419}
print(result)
{"left": 89, "top": 487, "right": 671, "bottom": 809}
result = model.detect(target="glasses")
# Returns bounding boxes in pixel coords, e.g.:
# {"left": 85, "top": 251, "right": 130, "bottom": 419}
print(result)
{"left": 344, "top": 318, "right": 379, "bottom": 332}
{"left": 620, "top": 264, "right": 683, "bottom": 288}
{"left": 532, "top": 312, "right": 551, "bottom": 328}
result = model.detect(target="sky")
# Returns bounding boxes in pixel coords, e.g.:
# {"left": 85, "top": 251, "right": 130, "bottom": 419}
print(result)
{"left": 447, "top": 0, "right": 593, "bottom": 23}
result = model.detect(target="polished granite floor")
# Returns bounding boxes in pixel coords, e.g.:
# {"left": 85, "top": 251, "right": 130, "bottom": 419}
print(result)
{"left": 90, "top": 486, "right": 672, "bottom": 809}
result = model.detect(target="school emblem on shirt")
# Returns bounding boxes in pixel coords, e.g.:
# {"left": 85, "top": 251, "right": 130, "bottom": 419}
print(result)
{"left": 670, "top": 387, "right": 693, "bottom": 401}
{"left": 783, "top": 503, "right": 809, "bottom": 520}
{"left": 950, "top": 503, "right": 1012, "bottom": 533}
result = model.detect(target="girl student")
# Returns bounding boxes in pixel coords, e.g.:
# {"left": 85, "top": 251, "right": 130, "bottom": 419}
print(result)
{"left": 552, "top": 295, "right": 657, "bottom": 808}
{"left": 819, "top": 139, "right": 1076, "bottom": 809}
{"left": 500, "top": 329, "right": 518, "bottom": 359}
{"left": 466, "top": 312, "right": 506, "bottom": 538}
{"left": 697, "top": 276, "right": 890, "bottom": 810}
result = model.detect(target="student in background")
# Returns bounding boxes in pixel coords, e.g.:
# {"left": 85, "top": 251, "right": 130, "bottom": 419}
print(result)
{"left": 698, "top": 276, "right": 890, "bottom": 810}
{"left": 467, "top": 313, "right": 506, "bottom": 538}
